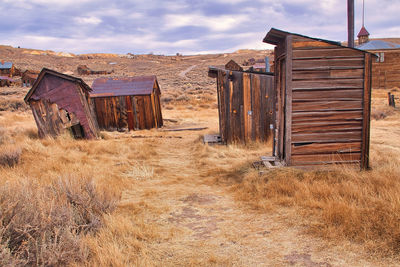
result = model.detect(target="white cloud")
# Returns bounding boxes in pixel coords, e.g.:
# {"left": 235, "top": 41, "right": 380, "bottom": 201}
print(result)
{"left": 75, "top": 16, "right": 102, "bottom": 25}
{"left": 164, "top": 13, "right": 248, "bottom": 32}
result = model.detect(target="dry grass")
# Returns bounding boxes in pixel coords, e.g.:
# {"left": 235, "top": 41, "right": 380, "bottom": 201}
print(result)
{"left": 0, "top": 176, "right": 118, "bottom": 266}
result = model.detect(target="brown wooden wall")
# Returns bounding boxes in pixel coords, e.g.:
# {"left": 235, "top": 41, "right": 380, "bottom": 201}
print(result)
{"left": 216, "top": 69, "right": 274, "bottom": 144}
{"left": 28, "top": 75, "right": 99, "bottom": 139}
{"left": 370, "top": 50, "right": 400, "bottom": 89}
{"left": 276, "top": 35, "right": 372, "bottom": 169}
{"left": 91, "top": 92, "right": 163, "bottom": 131}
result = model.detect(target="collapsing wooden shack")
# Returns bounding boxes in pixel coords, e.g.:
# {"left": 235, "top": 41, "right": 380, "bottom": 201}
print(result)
{"left": 24, "top": 68, "right": 99, "bottom": 139}
{"left": 208, "top": 64, "right": 274, "bottom": 144}
{"left": 90, "top": 76, "right": 163, "bottom": 131}
{"left": 263, "top": 28, "right": 376, "bottom": 169}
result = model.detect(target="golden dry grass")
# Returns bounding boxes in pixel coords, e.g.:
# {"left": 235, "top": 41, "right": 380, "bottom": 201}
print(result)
{"left": 1, "top": 84, "right": 400, "bottom": 266}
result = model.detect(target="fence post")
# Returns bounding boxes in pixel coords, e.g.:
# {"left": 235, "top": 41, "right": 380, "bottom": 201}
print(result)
{"left": 391, "top": 94, "right": 396, "bottom": 108}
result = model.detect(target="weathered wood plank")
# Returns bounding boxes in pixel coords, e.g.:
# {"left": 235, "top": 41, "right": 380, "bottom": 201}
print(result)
{"left": 292, "top": 142, "right": 361, "bottom": 155}
{"left": 292, "top": 153, "right": 361, "bottom": 165}
{"left": 361, "top": 53, "right": 372, "bottom": 169}
{"left": 285, "top": 35, "right": 293, "bottom": 165}
{"left": 293, "top": 47, "right": 364, "bottom": 59}
{"left": 292, "top": 131, "right": 362, "bottom": 143}
{"left": 293, "top": 89, "right": 363, "bottom": 101}
{"left": 292, "top": 79, "right": 364, "bottom": 89}
{"left": 292, "top": 110, "right": 363, "bottom": 122}
{"left": 242, "top": 72, "right": 251, "bottom": 142}
{"left": 293, "top": 58, "right": 364, "bottom": 69}
{"left": 292, "top": 100, "right": 362, "bottom": 112}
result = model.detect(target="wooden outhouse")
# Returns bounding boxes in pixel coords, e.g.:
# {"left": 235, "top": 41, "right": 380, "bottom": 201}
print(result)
{"left": 208, "top": 66, "right": 274, "bottom": 144}
{"left": 90, "top": 76, "right": 163, "bottom": 131}
{"left": 263, "top": 28, "right": 376, "bottom": 169}
{"left": 24, "top": 68, "right": 99, "bottom": 139}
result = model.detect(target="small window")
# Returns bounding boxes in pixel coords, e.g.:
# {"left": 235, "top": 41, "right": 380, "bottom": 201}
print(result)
{"left": 375, "top": 52, "right": 385, "bottom": 63}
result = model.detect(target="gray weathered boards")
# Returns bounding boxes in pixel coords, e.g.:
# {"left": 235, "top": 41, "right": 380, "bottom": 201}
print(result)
{"left": 209, "top": 67, "right": 274, "bottom": 144}
{"left": 263, "top": 28, "right": 376, "bottom": 169}
{"left": 90, "top": 76, "right": 163, "bottom": 131}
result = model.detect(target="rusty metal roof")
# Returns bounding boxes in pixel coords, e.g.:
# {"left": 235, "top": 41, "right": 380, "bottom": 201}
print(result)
{"left": 0, "top": 76, "right": 15, "bottom": 82}
{"left": 90, "top": 76, "right": 158, "bottom": 97}
{"left": 357, "top": 26, "right": 370, "bottom": 38}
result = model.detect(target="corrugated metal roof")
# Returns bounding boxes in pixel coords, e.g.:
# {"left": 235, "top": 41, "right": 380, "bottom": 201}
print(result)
{"left": 357, "top": 40, "right": 400, "bottom": 50}
{"left": 0, "top": 62, "right": 13, "bottom": 69}
{"left": 90, "top": 76, "right": 157, "bottom": 97}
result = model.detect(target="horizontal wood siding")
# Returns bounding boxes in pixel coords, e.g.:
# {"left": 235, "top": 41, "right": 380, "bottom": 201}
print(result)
{"left": 290, "top": 36, "right": 366, "bottom": 166}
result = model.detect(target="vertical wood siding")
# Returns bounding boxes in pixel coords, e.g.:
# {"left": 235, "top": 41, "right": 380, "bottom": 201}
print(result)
{"left": 216, "top": 70, "right": 274, "bottom": 144}
{"left": 91, "top": 92, "right": 163, "bottom": 131}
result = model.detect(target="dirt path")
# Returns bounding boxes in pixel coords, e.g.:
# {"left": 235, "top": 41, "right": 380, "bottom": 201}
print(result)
{"left": 179, "top": 65, "right": 197, "bottom": 78}
{"left": 117, "top": 121, "right": 393, "bottom": 266}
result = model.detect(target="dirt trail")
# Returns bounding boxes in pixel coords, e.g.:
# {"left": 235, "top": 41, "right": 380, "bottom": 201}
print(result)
{"left": 179, "top": 65, "right": 197, "bottom": 78}
{"left": 118, "top": 124, "right": 391, "bottom": 266}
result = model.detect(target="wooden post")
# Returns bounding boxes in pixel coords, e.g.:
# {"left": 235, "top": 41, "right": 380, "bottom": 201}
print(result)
{"left": 284, "top": 35, "right": 293, "bottom": 166}
{"left": 388, "top": 92, "right": 392, "bottom": 106}
{"left": 392, "top": 95, "right": 396, "bottom": 108}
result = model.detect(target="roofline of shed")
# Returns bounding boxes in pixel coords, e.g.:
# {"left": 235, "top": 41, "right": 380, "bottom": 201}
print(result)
{"left": 208, "top": 66, "right": 274, "bottom": 77}
{"left": 263, "top": 28, "right": 377, "bottom": 57}
{"left": 24, "top": 68, "right": 92, "bottom": 103}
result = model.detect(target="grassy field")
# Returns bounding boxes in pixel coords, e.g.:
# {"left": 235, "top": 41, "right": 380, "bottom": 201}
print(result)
{"left": 1, "top": 64, "right": 400, "bottom": 265}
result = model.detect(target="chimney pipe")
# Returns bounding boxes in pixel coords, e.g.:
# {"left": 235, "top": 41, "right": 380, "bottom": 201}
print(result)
{"left": 347, "top": 0, "right": 355, "bottom": 47}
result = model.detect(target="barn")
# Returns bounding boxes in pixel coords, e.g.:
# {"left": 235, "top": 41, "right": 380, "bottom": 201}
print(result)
{"left": 90, "top": 76, "right": 163, "bottom": 131}
{"left": 24, "top": 68, "right": 99, "bottom": 139}
{"left": 208, "top": 64, "right": 274, "bottom": 144}
{"left": 263, "top": 28, "right": 376, "bottom": 169}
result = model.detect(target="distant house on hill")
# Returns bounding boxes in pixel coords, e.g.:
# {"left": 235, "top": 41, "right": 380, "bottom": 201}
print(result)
{"left": 90, "top": 76, "right": 163, "bottom": 131}
{"left": 77, "top": 65, "right": 113, "bottom": 75}
{"left": 24, "top": 68, "right": 99, "bottom": 139}
{"left": 356, "top": 26, "right": 400, "bottom": 88}
{"left": 0, "top": 61, "right": 15, "bottom": 77}
{"left": 22, "top": 70, "right": 40, "bottom": 87}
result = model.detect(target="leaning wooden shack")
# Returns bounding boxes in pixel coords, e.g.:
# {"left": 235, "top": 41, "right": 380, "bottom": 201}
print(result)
{"left": 263, "top": 28, "right": 376, "bottom": 169}
{"left": 24, "top": 68, "right": 99, "bottom": 139}
{"left": 90, "top": 76, "right": 163, "bottom": 131}
{"left": 208, "top": 63, "right": 274, "bottom": 144}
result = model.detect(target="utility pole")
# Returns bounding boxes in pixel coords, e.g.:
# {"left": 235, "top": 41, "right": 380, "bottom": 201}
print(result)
{"left": 348, "top": 0, "right": 355, "bottom": 47}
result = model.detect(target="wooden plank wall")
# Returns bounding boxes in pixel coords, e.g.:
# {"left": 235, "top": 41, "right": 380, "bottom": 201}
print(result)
{"left": 92, "top": 93, "right": 163, "bottom": 131}
{"left": 371, "top": 50, "right": 400, "bottom": 88}
{"left": 29, "top": 75, "right": 98, "bottom": 139}
{"left": 288, "top": 35, "right": 368, "bottom": 167}
{"left": 216, "top": 69, "right": 274, "bottom": 144}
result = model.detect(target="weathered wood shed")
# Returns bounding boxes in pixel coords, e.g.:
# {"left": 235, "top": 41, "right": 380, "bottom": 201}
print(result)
{"left": 263, "top": 28, "right": 376, "bottom": 169}
{"left": 90, "top": 76, "right": 163, "bottom": 131}
{"left": 24, "top": 68, "right": 99, "bottom": 139}
{"left": 208, "top": 66, "right": 274, "bottom": 144}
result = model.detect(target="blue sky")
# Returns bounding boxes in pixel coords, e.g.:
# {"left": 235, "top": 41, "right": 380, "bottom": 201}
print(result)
{"left": 0, "top": 0, "right": 399, "bottom": 55}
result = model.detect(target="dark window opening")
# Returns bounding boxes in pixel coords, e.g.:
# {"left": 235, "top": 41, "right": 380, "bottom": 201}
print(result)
{"left": 66, "top": 111, "right": 71, "bottom": 121}
{"left": 69, "top": 123, "right": 85, "bottom": 139}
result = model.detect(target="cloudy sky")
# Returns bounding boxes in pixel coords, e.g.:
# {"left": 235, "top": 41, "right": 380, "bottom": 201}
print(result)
{"left": 0, "top": 0, "right": 399, "bottom": 55}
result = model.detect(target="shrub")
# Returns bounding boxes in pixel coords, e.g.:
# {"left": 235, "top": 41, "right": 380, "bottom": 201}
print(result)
{"left": 0, "top": 176, "right": 118, "bottom": 266}
{"left": 0, "top": 145, "right": 21, "bottom": 167}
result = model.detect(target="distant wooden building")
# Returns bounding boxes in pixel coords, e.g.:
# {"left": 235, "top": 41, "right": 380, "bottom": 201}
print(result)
{"left": 357, "top": 35, "right": 400, "bottom": 88}
{"left": 22, "top": 70, "right": 39, "bottom": 87}
{"left": 24, "top": 68, "right": 99, "bottom": 139}
{"left": 264, "top": 28, "right": 376, "bottom": 169}
{"left": 208, "top": 66, "right": 274, "bottom": 144}
{"left": 0, "top": 76, "right": 15, "bottom": 87}
{"left": 77, "top": 65, "right": 113, "bottom": 75}
{"left": 0, "top": 61, "right": 15, "bottom": 77}
{"left": 90, "top": 76, "right": 163, "bottom": 131}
